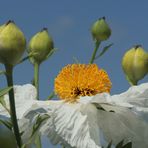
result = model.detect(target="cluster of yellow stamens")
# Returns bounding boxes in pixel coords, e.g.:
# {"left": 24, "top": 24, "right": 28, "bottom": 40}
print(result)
{"left": 54, "top": 64, "right": 111, "bottom": 102}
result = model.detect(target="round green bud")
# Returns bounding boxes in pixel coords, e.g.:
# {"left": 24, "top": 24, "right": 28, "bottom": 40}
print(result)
{"left": 122, "top": 45, "right": 148, "bottom": 85}
{"left": 91, "top": 17, "right": 111, "bottom": 42}
{"left": 0, "top": 124, "right": 17, "bottom": 148}
{"left": 0, "top": 20, "right": 26, "bottom": 66}
{"left": 28, "top": 28, "right": 54, "bottom": 64}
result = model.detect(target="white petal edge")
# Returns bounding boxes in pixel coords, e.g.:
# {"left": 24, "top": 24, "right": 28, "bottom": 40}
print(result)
{"left": 1, "top": 83, "right": 148, "bottom": 148}
{"left": 0, "top": 84, "right": 37, "bottom": 119}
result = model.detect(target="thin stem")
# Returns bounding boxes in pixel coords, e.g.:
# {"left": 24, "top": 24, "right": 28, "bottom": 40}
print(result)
{"left": 89, "top": 41, "right": 101, "bottom": 64}
{"left": 34, "top": 63, "right": 42, "bottom": 147}
{"left": 5, "top": 64, "right": 22, "bottom": 148}
{"left": 34, "top": 62, "right": 40, "bottom": 100}
{"left": 34, "top": 135, "right": 42, "bottom": 148}
{"left": 47, "top": 91, "right": 56, "bottom": 100}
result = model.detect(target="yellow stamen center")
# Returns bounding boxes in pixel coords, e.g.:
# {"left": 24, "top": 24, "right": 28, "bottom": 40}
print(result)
{"left": 54, "top": 64, "right": 111, "bottom": 102}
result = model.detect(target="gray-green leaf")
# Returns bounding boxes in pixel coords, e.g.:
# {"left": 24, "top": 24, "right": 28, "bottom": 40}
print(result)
{"left": 31, "top": 114, "right": 50, "bottom": 138}
{"left": 0, "top": 119, "right": 12, "bottom": 130}
{"left": 0, "top": 86, "right": 12, "bottom": 98}
{"left": 95, "top": 43, "right": 113, "bottom": 59}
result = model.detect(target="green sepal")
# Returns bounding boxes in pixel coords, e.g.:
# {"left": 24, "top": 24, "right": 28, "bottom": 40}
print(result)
{"left": 45, "top": 48, "right": 57, "bottom": 60}
{"left": 18, "top": 51, "right": 38, "bottom": 64}
{"left": 126, "top": 75, "right": 137, "bottom": 86}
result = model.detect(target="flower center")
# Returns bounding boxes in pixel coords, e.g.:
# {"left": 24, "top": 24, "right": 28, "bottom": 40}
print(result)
{"left": 71, "top": 87, "right": 98, "bottom": 97}
{"left": 54, "top": 64, "right": 111, "bottom": 102}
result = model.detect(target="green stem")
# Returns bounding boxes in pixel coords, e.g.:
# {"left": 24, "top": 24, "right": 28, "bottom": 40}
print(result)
{"left": 34, "top": 63, "right": 40, "bottom": 100}
{"left": 47, "top": 91, "right": 56, "bottom": 100}
{"left": 34, "top": 135, "right": 42, "bottom": 148}
{"left": 5, "top": 64, "right": 22, "bottom": 148}
{"left": 89, "top": 41, "right": 101, "bottom": 64}
{"left": 34, "top": 62, "right": 42, "bottom": 146}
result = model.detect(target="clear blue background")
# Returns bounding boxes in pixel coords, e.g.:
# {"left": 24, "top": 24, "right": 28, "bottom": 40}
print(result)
{"left": 0, "top": 0, "right": 148, "bottom": 147}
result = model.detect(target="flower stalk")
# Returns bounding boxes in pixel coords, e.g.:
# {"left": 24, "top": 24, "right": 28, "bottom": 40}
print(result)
{"left": 34, "top": 62, "right": 40, "bottom": 100}
{"left": 89, "top": 41, "right": 101, "bottom": 64}
{"left": 5, "top": 64, "right": 22, "bottom": 148}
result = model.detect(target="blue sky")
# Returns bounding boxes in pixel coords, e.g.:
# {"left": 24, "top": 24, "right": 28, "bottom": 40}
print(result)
{"left": 0, "top": 0, "right": 148, "bottom": 147}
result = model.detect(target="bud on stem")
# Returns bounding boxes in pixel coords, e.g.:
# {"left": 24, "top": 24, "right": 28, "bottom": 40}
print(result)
{"left": 91, "top": 17, "right": 111, "bottom": 42}
{"left": 122, "top": 45, "right": 148, "bottom": 85}
{"left": 0, "top": 20, "right": 26, "bottom": 66}
{"left": 28, "top": 28, "right": 54, "bottom": 100}
{"left": 5, "top": 64, "right": 22, "bottom": 147}
{"left": 28, "top": 28, "right": 54, "bottom": 65}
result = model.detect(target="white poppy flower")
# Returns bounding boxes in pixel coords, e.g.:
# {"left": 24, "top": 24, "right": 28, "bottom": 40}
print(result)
{"left": 0, "top": 64, "right": 148, "bottom": 148}
{"left": 18, "top": 83, "right": 148, "bottom": 148}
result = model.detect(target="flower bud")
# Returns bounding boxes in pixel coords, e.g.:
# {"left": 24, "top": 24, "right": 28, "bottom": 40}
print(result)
{"left": 0, "top": 20, "right": 26, "bottom": 65}
{"left": 122, "top": 45, "right": 148, "bottom": 85}
{"left": 91, "top": 17, "right": 111, "bottom": 41}
{"left": 28, "top": 28, "right": 54, "bottom": 64}
{"left": 0, "top": 24, "right": 5, "bottom": 34}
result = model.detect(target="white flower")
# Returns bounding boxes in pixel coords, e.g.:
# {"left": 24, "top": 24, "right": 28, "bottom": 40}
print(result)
{"left": 0, "top": 84, "right": 36, "bottom": 119}
{"left": 0, "top": 83, "right": 148, "bottom": 148}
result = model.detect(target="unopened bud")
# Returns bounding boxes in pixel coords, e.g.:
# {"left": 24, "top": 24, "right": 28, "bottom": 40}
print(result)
{"left": 0, "top": 20, "right": 26, "bottom": 65}
{"left": 91, "top": 17, "right": 111, "bottom": 42}
{"left": 28, "top": 28, "right": 54, "bottom": 64}
{"left": 0, "top": 24, "right": 5, "bottom": 34}
{"left": 122, "top": 45, "right": 148, "bottom": 85}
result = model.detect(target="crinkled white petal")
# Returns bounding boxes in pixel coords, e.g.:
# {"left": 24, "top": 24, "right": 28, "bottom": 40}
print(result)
{"left": 0, "top": 84, "right": 36, "bottom": 119}
{"left": 111, "top": 83, "right": 148, "bottom": 107}
{"left": 92, "top": 83, "right": 148, "bottom": 123}
{"left": 22, "top": 101, "right": 103, "bottom": 148}
{"left": 86, "top": 83, "right": 148, "bottom": 108}
{"left": 1, "top": 83, "right": 148, "bottom": 148}
{"left": 47, "top": 103, "right": 103, "bottom": 148}
{"left": 96, "top": 104, "right": 148, "bottom": 147}
{"left": 19, "top": 83, "right": 148, "bottom": 148}
{"left": 88, "top": 83, "right": 148, "bottom": 147}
